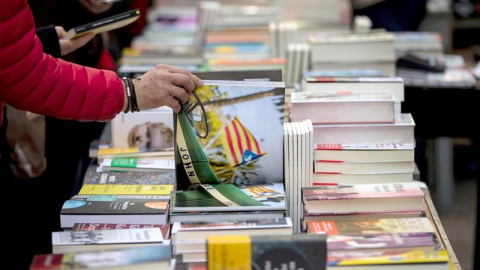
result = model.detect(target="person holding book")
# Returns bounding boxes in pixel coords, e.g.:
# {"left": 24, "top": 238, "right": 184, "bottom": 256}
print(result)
{"left": 0, "top": 1, "right": 202, "bottom": 268}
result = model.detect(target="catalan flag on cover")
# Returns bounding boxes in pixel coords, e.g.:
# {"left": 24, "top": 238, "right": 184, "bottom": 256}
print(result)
{"left": 220, "top": 116, "right": 266, "bottom": 167}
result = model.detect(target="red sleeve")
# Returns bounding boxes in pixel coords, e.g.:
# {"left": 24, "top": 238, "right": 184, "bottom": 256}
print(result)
{"left": 0, "top": 0, "right": 124, "bottom": 122}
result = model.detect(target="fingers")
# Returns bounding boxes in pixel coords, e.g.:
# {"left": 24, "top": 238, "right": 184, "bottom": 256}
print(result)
{"left": 59, "top": 33, "right": 95, "bottom": 56}
{"left": 72, "top": 33, "right": 95, "bottom": 47}
{"left": 55, "top": 26, "right": 66, "bottom": 38}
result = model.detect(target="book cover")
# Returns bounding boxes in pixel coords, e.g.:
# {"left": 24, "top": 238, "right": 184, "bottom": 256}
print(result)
{"left": 83, "top": 170, "right": 176, "bottom": 185}
{"left": 60, "top": 198, "right": 169, "bottom": 228}
{"left": 65, "top": 9, "right": 141, "bottom": 39}
{"left": 312, "top": 172, "right": 414, "bottom": 185}
{"left": 313, "top": 160, "right": 415, "bottom": 173}
{"left": 72, "top": 223, "right": 170, "bottom": 240}
{"left": 173, "top": 80, "right": 285, "bottom": 213}
{"left": 30, "top": 246, "right": 171, "bottom": 270}
{"left": 207, "top": 234, "right": 327, "bottom": 270}
{"left": 110, "top": 107, "right": 174, "bottom": 149}
{"left": 307, "top": 218, "right": 435, "bottom": 236}
{"left": 78, "top": 184, "right": 174, "bottom": 195}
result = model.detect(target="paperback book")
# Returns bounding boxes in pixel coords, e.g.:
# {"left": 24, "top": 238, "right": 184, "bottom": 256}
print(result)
{"left": 99, "top": 157, "right": 175, "bottom": 172}
{"left": 78, "top": 184, "right": 174, "bottom": 195}
{"left": 302, "top": 183, "right": 425, "bottom": 215}
{"left": 307, "top": 217, "right": 435, "bottom": 236}
{"left": 60, "top": 197, "right": 170, "bottom": 228}
{"left": 326, "top": 233, "right": 437, "bottom": 252}
{"left": 207, "top": 234, "right": 327, "bottom": 270}
{"left": 51, "top": 228, "right": 166, "bottom": 253}
{"left": 72, "top": 223, "right": 171, "bottom": 240}
{"left": 30, "top": 246, "right": 171, "bottom": 270}
{"left": 173, "top": 80, "right": 285, "bottom": 214}
{"left": 83, "top": 170, "right": 176, "bottom": 185}
{"left": 314, "top": 143, "right": 415, "bottom": 162}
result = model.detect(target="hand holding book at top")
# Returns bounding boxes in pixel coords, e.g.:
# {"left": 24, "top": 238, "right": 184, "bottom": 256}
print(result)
{"left": 126, "top": 64, "right": 203, "bottom": 113}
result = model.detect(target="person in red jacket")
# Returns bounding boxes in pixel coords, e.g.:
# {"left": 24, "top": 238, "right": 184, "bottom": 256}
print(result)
{"left": 0, "top": 1, "right": 201, "bottom": 268}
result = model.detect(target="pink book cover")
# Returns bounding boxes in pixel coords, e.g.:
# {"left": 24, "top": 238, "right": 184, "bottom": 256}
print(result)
{"left": 302, "top": 183, "right": 424, "bottom": 201}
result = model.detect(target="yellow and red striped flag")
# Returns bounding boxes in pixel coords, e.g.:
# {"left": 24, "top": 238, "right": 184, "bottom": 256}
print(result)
{"left": 220, "top": 116, "right": 266, "bottom": 167}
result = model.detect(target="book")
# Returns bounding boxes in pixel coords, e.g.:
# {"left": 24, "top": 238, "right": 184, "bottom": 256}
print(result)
{"left": 72, "top": 223, "right": 171, "bottom": 240}
{"left": 170, "top": 210, "right": 285, "bottom": 223}
{"left": 308, "top": 30, "right": 395, "bottom": 63}
{"left": 51, "top": 228, "right": 166, "bottom": 253}
{"left": 314, "top": 143, "right": 415, "bottom": 162}
{"left": 307, "top": 217, "right": 435, "bottom": 236}
{"left": 327, "top": 233, "right": 437, "bottom": 252}
{"left": 327, "top": 249, "right": 450, "bottom": 270}
{"left": 301, "top": 77, "right": 404, "bottom": 102}
{"left": 64, "top": 9, "right": 141, "bottom": 39}
{"left": 171, "top": 217, "right": 293, "bottom": 242}
{"left": 290, "top": 91, "right": 395, "bottom": 124}
{"left": 99, "top": 157, "right": 175, "bottom": 172}
{"left": 313, "top": 160, "right": 415, "bottom": 174}
{"left": 173, "top": 183, "right": 286, "bottom": 213}
{"left": 313, "top": 113, "right": 415, "bottom": 145}
{"left": 97, "top": 147, "right": 174, "bottom": 160}
{"left": 83, "top": 170, "right": 176, "bottom": 185}
{"left": 30, "top": 246, "right": 171, "bottom": 270}
{"left": 207, "top": 234, "right": 327, "bottom": 270}
{"left": 174, "top": 80, "right": 285, "bottom": 188}
{"left": 60, "top": 197, "right": 170, "bottom": 228}
{"left": 110, "top": 107, "right": 174, "bottom": 149}
{"left": 77, "top": 184, "right": 174, "bottom": 196}
{"left": 312, "top": 172, "right": 414, "bottom": 185}
{"left": 302, "top": 183, "right": 425, "bottom": 215}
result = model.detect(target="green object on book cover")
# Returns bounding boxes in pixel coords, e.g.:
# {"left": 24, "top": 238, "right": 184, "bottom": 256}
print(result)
{"left": 175, "top": 101, "right": 219, "bottom": 190}
{"left": 111, "top": 158, "right": 137, "bottom": 168}
{"left": 174, "top": 184, "right": 264, "bottom": 208}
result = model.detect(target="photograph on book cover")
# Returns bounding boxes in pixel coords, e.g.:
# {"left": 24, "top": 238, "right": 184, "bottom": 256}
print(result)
{"left": 175, "top": 80, "right": 285, "bottom": 189}
{"left": 173, "top": 80, "right": 285, "bottom": 210}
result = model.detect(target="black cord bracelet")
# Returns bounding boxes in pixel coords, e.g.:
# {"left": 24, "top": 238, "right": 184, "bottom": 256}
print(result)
{"left": 129, "top": 78, "right": 140, "bottom": 112}
{"left": 122, "top": 77, "right": 131, "bottom": 113}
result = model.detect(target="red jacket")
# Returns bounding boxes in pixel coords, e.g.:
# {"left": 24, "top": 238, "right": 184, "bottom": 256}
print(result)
{"left": 0, "top": 0, "right": 124, "bottom": 126}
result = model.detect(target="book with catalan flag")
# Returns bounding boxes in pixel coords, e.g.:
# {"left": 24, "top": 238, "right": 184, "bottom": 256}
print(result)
{"left": 173, "top": 80, "right": 285, "bottom": 213}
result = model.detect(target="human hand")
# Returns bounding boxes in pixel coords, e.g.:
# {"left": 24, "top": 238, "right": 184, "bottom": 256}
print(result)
{"left": 55, "top": 26, "right": 95, "bottom": 56}
{"left": 131, "top": 64, "right": 203, "bottom": 113}
{"left": 78, "top": 0, "right": 113, "bottom": 14}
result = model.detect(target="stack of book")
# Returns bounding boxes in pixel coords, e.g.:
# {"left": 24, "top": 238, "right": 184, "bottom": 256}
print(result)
{"left": 172, "top": 217, "right": 293, "bottom": 265}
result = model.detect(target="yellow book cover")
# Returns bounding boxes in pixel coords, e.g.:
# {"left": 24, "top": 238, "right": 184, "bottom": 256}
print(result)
{"left": 78, "top": 184, "right": 174, "bottom": 195}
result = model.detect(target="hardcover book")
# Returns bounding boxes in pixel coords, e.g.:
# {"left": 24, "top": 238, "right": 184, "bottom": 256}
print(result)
{"left": 60, "top": 197, "right": 170, "bottom": 228}
{"left": 312, "top": 172, "right": 414, "bottom": 185}
{"left": 302, "top": 183, "right": 425, "bottom": 214}
{"left": 30, "top": 246, "right": 171, "bottom": 270}
{"left": 313, "top": 160, "right": 415, "bottom": 174}
{"left": 207, "top": 234, "right": 327, "bottom": 270}
{"left": 64, "top": 9, "right": 141, "bottom": 39}
{"left": 307, "top": 217, "right": 435, "bottom": 236}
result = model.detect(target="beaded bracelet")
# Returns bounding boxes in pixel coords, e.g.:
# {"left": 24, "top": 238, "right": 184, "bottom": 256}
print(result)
{"left": 122, "top": 77, "right": 131, "bottom": 113}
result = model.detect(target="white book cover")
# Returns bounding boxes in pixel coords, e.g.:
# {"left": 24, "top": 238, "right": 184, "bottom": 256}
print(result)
{"left": 52, "top": 228, "right": 164, "bottom": 246}
{"left": 287, "top": 122, "right": 294, "bottom": 219}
